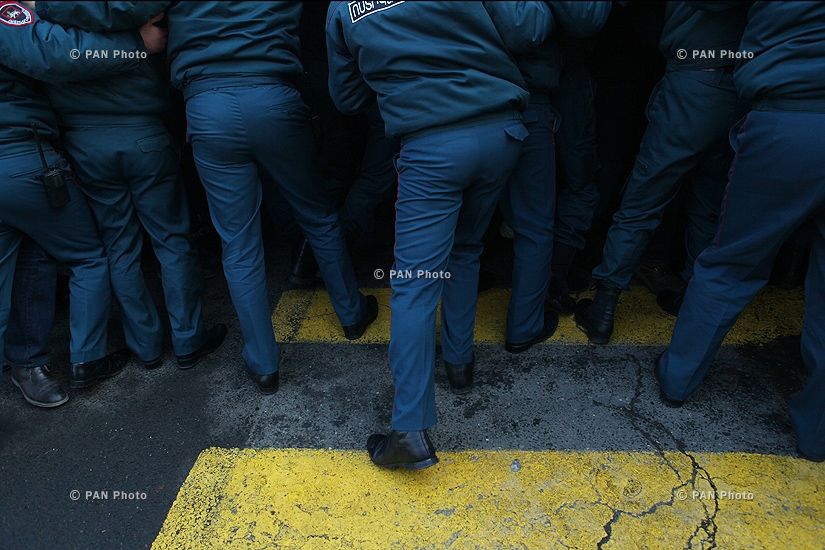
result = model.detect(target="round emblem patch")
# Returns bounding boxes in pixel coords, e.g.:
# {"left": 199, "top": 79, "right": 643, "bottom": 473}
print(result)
{"left": 0, "top": 2, "right": 34, "bottom": 26}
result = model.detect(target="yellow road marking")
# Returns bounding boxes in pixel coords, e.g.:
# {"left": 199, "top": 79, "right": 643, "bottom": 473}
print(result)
{"left": 272, "top": 286, "right": 805, "bottom": 345}
{"left": 153, "top": 448, "right": 824, "bottom": 549}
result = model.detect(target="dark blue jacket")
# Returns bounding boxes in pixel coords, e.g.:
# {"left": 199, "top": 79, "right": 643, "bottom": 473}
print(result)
{"left": 735, "top": 1, "right": 825, "bottom": 111}
{"left": 37, "top": 1, "right": 306, "bottom": 94}
{"left": 660, "top": 1, "right": 749, "bottom": 69}
{"left": 0, "top": 2, "right": 143, "bottom": 148}
{"left": 35, "top": 2, "right": 170, "bottom": 123}
{"left": 326, "top": 1, "right": 554, "bottom": 140}
{"left": 517, "top": 2, "right": 610, "bottom": 96}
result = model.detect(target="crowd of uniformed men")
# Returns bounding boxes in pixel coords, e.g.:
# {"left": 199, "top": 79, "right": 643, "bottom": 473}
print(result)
{"left": 1, "top": 1, "right": 823, "bottom": 469}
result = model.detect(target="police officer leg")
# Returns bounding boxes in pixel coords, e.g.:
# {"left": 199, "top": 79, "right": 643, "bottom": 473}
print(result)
{"left": 247, "top": 84, "right": 368, "bottom": 330}
{"left": 551, "top": 61, "right": 600, "bottom": 310}
{"left": 62, "top": 126, "right": 164, "bottom": 364}
{"left": 789, "top": 212, "right": 825, "bottom": 461}
{"left": 498, "top": 104, "right": 558, "bottom": 349}
{"left": 337, "top": 103, "right": 400, "bottom": 238}
{"left": 125, "top": 125, "right": 212, "bottom": 358}
{"left": 1, "top": 151, "right": 125, "bottom": 388}
{"left": 186, "top": 89, "right": 280, "bottom": 383}
{"left": 659, "top": 111, "right": 825, "bottom": 406}
{"left": 0, "top": 228, "right": 23, "bottom": 383}
{"left": 440, "top": 119, "right": 527, "bottom": 392}
{"left": 5, "top": 236, "right": 68, "bottom": 407}
{"left": 579, "top": 69, "right": 741, "bottom": 344}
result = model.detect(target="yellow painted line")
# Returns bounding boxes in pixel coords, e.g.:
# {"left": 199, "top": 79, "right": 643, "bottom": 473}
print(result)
{"left": 153, "top": 448, "right": 824, "bottom": 549}
{"left": 272, "top": 286, "right": 805, "bottom": 345}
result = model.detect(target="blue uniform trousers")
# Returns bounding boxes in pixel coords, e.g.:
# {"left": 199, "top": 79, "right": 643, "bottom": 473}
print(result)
{"left": 3, "top": 236, "right": 56, "bottom": 369}
{"left": 185, "top": 79, "right": 365, "bottom": 375}
{"left": 551, "top": 60, "right": 600, "bottom": 252}
{"left": 499, "top": 102, "right": 558, "bottom": 343}
{"left": 390, "top": 117, "right": 526, "bottom": 430}
{"left": 63, "top": 122, "right": 207, "bottom": 360}
{"left": 338, "top": 103, "right": 399, "bottom": 237}
{"left": 659, "top": 110, "right": 825, "bottom": 459}
{"left": 593, "top": 68, "right": 751, "bottom": 290}
{"left": 0, "top": 148, "right": 110, "bottom": 366}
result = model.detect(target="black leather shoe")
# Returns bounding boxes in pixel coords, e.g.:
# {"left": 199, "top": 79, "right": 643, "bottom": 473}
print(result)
{"left": 367, "top": 430, "right": 439, "bottom": 470}
{"left": 574, "top": 285, "right": 621, "bottom": 345}
{"left": 244, "top": 364, "right": 279, "bottom": 395}
{"left": 11, "top": 365, "right": 69, "bottom": 408}
{"left": 505, "top": 311, "right": 559, "bottom": 353}
{"left": 143, "top": 356, "right": 163, "bottom": 370}
{"left": 545, "top": 275, "right": 576, "bottom": 315}
{"left": 70, "top": 348, "right": 130, "bottom": 389}
{"left": 177, "top": 324, "right": 228, "bottom": 369}
{"left": 343, "top": 295, "right": 378, "bottom": 340}
{"left": 654, "top": 351, "right": 684, "bottom": 408}
{"left": 289, "top": 238, "right": 319, "bottom": 286}
{"left": 796, "top": 445, "right": 825, "bottom": 463}
{"left": 444, "top": 357, "right": 474, "bottom": 395}
{"left": 657, "top": 290, "right": 684, "bottom": 317}
{"left": 634, "top": 263, "right": 686, "bottom": 295}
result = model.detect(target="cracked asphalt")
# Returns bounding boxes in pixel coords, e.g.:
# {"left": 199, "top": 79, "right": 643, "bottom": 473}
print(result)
{"left": 1, "top": 226, "right": 823, "bottom": 549}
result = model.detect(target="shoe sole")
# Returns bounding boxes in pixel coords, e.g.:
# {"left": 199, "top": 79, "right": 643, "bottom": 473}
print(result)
{"left": 374, "top": 456, "right": 440, "bottom": 471}
{"left": 12, "top": 378, "right": 69, "bottom": 408}
{"left": 448, "top": 384, "right": 472, "bottom": 395}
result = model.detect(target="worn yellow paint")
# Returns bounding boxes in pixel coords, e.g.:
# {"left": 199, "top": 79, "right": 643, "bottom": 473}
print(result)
{"left": 272, "top": 286, "right": 805, "bottom": 345}
{"left": 153, "top": 448, "right": 824, "bottom": 549}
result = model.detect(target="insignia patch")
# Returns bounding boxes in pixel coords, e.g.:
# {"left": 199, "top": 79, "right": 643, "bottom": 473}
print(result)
{"left": 0, "top": 1, "right": 33, "bottom": 26}
{"left": 348, "top": 1, "right": 404, "bottom": 24}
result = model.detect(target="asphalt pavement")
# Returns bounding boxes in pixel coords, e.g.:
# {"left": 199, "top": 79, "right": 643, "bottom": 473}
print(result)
{"left": 0, "top": 225, "right": 821, "bottom": 549}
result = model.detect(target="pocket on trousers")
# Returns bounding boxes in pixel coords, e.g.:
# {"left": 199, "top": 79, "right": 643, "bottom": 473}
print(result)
{"left": 504, "top": 122, "right": 529, "bottom": 142}
{"left": 137, "top": 133, "right": 171, "bottom": 153}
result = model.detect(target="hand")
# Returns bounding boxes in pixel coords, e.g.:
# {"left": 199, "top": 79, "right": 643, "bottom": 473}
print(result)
{"left": 21, "top": 1, "right": 35, "bottom": 8}
{"left": 138, "top": 13, "right": 167, "bottom": 54}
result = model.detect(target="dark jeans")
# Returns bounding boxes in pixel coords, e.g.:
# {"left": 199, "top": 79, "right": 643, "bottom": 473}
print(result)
{"left": 4, "top": 236, "right": 57, "bottom": 369}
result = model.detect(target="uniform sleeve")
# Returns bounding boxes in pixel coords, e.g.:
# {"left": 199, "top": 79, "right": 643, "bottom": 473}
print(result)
{"left": 325, "top": 4, "right": 375, "bottom": 115}
{"left": 36, "top": 1, "right": 170, "bottom": 31}
{"left": 483, "top": 1, "right": 556, "bottom": 54}
{"left": 0, "top": 4, "right": 144, "bottom": 84}
{"left": 547, "top": 2, "right": 611, "bottom": 38}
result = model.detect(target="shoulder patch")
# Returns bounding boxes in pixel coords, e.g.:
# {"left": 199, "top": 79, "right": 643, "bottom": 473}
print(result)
{"left": 348, "top": 1, "right": 404, "bottom": 24}
{"left": 0, "top": 2, "right": 33, "bottom": 26}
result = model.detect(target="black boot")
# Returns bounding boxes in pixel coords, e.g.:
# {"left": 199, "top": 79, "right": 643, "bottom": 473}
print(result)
{"left": 70, "top": 348, "right": 130, "bottom": 389}
{"left": 367, "top": 429, "right": 439, "bottom": 470}
{"left": 444, "top": 357, "right": 474, "bottom": 395}
{"left": 545, "top": 275, "right": 576, "bottom": 315}
{"left": 11, "top": 364, "right": 69, "bottom": 407}
{"left": 574, "top": 284, "right": 621, "bottom": 345}
{"left": 289, "top": 237, "right": 319, "bottom": 286}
